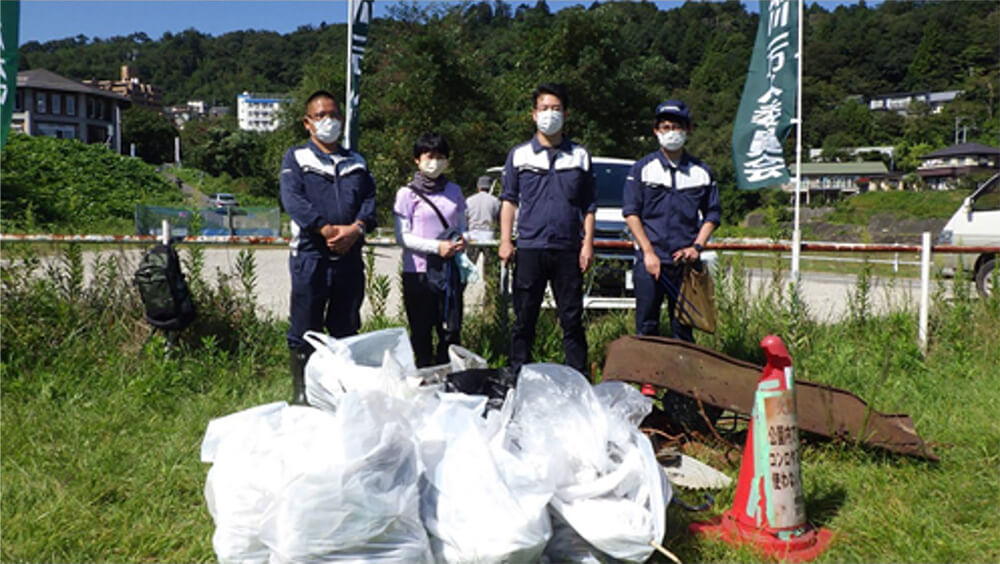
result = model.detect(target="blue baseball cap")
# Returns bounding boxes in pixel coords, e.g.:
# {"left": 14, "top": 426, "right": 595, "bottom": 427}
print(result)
{"left": 655, "top": 100, "right": 691, "bottom": 124}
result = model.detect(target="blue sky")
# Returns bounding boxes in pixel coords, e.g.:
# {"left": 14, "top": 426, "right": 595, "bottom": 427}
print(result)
{"left": 17, "top": 0, "right": 878, "bottom": 46}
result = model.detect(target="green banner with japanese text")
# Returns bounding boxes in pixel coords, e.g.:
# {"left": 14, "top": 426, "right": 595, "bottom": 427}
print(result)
{"left": 1, "top": 0, "right": 21, "bottom": 152}
{"left": 732, "top": 0, "right": 798, "bottom": 190}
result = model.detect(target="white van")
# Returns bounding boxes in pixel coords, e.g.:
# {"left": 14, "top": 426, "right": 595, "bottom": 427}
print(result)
{"left": 938, "top": 172, "right": 999, "bottom": 296}
{"left": 482, "top": 158, "right": 637, "bottom": 299}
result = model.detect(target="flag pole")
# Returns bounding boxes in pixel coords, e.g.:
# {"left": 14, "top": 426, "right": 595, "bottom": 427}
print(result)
{"left": 343, "top": 0, "right": 355, "bottom": 151}
{"left": 790, "top": 0, "right": 803, "bottom": 283}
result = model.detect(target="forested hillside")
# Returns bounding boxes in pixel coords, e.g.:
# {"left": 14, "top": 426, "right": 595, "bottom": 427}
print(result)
{"left": 17, "top": 0, "right": 999, "bottom": 226}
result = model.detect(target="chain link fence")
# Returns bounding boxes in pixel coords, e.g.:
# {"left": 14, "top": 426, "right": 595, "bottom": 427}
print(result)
{"left": 135, "top": 205, "right": 281, "bottom": 237}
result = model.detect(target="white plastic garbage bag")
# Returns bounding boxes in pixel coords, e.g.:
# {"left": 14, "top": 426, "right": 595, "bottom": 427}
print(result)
{"left": 542, "top": 510, "right": 611, "bottom": 564}
{"left": 500, "top": 364, "right": 672, "bottom": 563}
{"left": 202, "top": 393, "right": 431, "bottom": 563}
{"left": 303, "top": 328, "right": 420, "bottom": 410}
{"left": 500, "top": 364, "right": 613, "bottom": 488}
{"left": 417, "top": 392, "right": 553, "bottom": 563}
{"left": 202, "top": 402, "right": 287, "bottom": 564}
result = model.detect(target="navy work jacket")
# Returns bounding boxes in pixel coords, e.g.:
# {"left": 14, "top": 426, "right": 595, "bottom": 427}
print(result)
{"left": 622, "top": 150, "right": 721, "bottom": 263}
{"left": 500, "top": 136, "right": 596, "bottom": 251}
{"left": 280, "top": 140, "right": 377, "bottom": 259}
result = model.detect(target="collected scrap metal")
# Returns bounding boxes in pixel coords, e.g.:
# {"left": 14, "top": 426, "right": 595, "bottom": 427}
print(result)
{"left": 602, "top": 336, "right": 938, "bottom": 461}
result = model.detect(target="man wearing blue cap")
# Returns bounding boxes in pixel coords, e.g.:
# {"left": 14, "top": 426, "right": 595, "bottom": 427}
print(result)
{"left": 622, "top": 99, "right": 721, "bottom": 341}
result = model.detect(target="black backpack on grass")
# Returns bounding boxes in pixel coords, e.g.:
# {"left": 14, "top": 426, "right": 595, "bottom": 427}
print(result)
{"left": 134, "top": 243, "right": 196, "bottom": 331}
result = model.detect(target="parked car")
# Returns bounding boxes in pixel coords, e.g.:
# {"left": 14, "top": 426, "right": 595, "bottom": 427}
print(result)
{"left": 590, "top": 157, "right": 639, "bottom": 297}
{"left": 212, "top": 193, "right": 239, "bottom": 208}
{"left": 938, "top": 172, "right": 999, "bottom": 297}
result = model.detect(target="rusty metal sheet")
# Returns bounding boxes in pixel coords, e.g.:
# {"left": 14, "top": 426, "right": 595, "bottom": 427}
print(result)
{"left": 602, "top": 336, "right": 938, "bottom": 461}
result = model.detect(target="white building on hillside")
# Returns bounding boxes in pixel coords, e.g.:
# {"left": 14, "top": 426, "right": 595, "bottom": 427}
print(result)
{"left": 868, "top": 90, "right": 962, "bottom": 115}
{"left": 236, "top": 92, "right": 289, "bottom": 132}
{"left": 809, "top": 145, "right": 895, "bottom": 166}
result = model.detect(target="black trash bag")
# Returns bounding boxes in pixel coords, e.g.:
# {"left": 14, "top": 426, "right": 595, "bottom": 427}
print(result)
{"left": 134, "top": 243, "right": 196, "bottom": 331}
{"left": 444, "top": 368, "right": 518, "bottom": 412}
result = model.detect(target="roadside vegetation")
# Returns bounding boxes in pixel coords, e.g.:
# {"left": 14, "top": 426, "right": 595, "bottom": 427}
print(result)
{"left": 171, "top": 165, "right": 280, "bottom": 209}
{"left": 0, "top": 135, "right": 183, "bottom": 234}
{"left": 825, "top": 189, "right": 971, "bottom": 225}
{"left": 2, "top": 244, "right": 997, "bottom": 563}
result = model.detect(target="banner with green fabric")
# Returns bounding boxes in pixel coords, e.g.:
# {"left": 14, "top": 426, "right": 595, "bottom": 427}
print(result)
{"left": 1, "top": 0, "right": 21, "bottom": 152}
{"left": 732, "top": 0, "right": 798, "bottom": 190}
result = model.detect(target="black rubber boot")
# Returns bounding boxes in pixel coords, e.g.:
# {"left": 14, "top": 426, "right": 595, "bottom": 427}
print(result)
{"left": 289, "top": 348, "right": 311, "bottom": 406}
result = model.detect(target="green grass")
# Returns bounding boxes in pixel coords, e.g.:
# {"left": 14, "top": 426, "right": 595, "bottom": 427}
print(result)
{"left": 714, "top": 189, "right": 969, "bottom": 242}
{"left": 2, "top": 246, "right": 998, "bottom": 563}
{"left": 824, "top": 190, "right": 968, "bottom": 225}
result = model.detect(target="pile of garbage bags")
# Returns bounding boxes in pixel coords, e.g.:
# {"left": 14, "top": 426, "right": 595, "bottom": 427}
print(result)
{"left": 201, "top": 328, "right": 673, "bottom": 563}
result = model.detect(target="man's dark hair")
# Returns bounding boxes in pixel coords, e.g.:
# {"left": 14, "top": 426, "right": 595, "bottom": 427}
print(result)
{"left": 304, "top": 90, "right": 338, "bottom": 114}
{"left": 413, "top": 132, "right": 450, "bottom": 159}
{"left": 532, "top": 82, "right": 568, "bottom": 110}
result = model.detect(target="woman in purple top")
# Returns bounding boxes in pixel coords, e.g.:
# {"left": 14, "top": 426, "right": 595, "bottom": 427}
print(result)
{"left": 393, "top": 133, "right": 469, "bottom": 367}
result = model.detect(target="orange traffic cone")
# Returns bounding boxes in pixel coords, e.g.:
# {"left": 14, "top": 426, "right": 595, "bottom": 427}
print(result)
{"left": 689, "top": 335, "right": 833, "bottom": 562}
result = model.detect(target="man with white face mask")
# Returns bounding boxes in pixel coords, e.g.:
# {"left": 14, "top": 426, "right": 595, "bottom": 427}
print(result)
{"left": 279, "top": 90, "right": 376, "bottom": 404}
{"left": 622, "top": 99, "right": 720, "bottom": 341}
{"left": 499, "top": 82, "right": 596, "bottom": 377}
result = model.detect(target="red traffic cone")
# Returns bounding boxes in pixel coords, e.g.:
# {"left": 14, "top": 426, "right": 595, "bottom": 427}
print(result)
{"left": 689, "top": 335, "right": 833, "bottom": 562}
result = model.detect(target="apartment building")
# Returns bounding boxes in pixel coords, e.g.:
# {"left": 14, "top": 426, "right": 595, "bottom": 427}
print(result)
{"left": 236, "top": 92, "right": 290, "bottom": 132}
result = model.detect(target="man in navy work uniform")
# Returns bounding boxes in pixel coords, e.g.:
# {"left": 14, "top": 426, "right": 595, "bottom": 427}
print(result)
{"left": 498, "top": 82, "right": 596, "bottom": 377}
{"left": 280, "top": 90, "right": 376, "bottom": 404}
{"left": 623, "top": 99, "right": 720, "bottom": 342}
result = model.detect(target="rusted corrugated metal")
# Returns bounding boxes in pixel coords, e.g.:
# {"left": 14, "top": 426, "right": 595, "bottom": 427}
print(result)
{"left": 602, "top": 336, "right": 938, "bottom": 461}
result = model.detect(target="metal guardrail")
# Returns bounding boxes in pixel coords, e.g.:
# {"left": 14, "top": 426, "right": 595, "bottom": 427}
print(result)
{"left": 1, "top": 232, "right": 996, "bottom": 256}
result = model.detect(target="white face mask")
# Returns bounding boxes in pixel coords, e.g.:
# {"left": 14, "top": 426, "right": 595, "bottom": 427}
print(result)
{"left": 419, "top": 158, "right": 448, "bottom": 179}
{"left": 311, "top": 117, "right": 342, "bottom": 144}
{"left": 657, "top": 130, "right": 686, "bottom": 152}
{"left": 535, "top": 109, "right": 564, "bottom": 136}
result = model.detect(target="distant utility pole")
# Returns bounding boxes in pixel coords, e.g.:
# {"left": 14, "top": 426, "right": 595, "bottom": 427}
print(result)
{"left": 954, "top": 117, "right": 971, "bottom": 144}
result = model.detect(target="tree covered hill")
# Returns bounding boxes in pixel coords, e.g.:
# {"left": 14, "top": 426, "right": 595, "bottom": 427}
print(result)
{"left": 16, "top": 1, "right": 999, "bottom": 227}
{"left": 18, "top": 23, "right": 346, "bottom": 107}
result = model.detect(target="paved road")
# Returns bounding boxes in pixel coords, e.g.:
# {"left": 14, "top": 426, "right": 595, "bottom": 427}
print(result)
{"left": 56, "top": 246, "right": 969, "bottom": 324}
{"left": 741, "top": 267, "right": 939, "bottom": 321}
{"left": 160, "top": 167, "right": 211, "bottom": 207}
{"left": 62, "top": 246, "right": 486, "bottom": 322}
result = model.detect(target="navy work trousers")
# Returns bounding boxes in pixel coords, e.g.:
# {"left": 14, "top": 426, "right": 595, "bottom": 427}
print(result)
{"left": 510, "top": 248, "right": 588, "bottom": 376}
{"left": 633, "top": 259, "right": 694, "bottom": 342}
{"left": 402, "top": 271, "right": 463, "bottom": 368}
{"left": 287, "top": 253, "right": 364, "bottom": 350}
